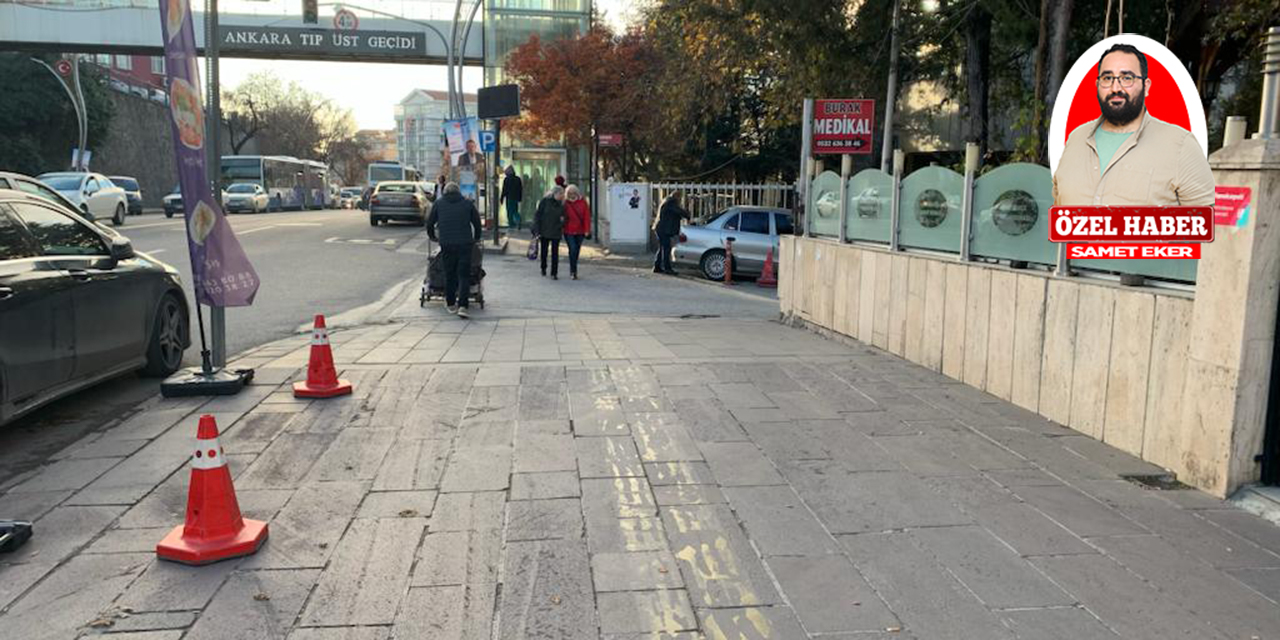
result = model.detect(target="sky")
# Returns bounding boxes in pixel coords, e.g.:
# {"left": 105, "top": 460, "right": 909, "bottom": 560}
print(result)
{"left": 203, "top": 0, "right": 638, "bottom": 131}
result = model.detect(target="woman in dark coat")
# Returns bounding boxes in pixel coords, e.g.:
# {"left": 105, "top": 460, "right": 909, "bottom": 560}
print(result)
{"left": 533, "top": 186, "right": 566, "bottom": 279}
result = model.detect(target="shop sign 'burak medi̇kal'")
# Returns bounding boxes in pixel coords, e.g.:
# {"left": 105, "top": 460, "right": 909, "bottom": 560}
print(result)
{"left": 812, "top": 99, "right": 875, "bottom": 155}
{"left": 158, "top": 0, "right": 259, "bottom": 306}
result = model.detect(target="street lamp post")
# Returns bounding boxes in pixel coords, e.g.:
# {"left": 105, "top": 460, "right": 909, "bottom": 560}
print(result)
{"left": 32, "top": 55, "right": 88, "bottom": 171}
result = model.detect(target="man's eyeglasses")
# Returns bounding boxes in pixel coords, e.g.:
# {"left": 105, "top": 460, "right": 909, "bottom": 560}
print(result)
{"left": 1097, "top": 73, "right": 1145, "bottom": 88}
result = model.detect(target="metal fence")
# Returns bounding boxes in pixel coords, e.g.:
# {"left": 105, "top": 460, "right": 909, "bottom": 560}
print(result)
{"left": 651, "top": 183, "right": 798, "bottom": 222}
{"left": 807, "top": 162, "right": 1197, "bottom": 285}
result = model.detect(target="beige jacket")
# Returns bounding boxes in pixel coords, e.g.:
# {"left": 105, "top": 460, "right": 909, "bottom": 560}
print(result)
{"left": 1052, "top": 111, "right": 1214, "bottom": 207}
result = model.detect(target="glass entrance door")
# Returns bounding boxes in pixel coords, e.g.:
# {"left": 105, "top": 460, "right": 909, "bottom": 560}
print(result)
{"left": 507, "top": 150, "right": 565, "bottom": 229}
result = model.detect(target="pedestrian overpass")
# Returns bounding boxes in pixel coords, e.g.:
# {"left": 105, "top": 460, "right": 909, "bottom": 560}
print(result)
{"left": 0, "top": 0, "right": 487, "bottom": 64}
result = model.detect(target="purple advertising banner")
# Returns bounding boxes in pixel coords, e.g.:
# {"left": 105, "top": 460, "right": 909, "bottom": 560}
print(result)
{"left": 158, "top": 0, "right": 259, "bottom": 306}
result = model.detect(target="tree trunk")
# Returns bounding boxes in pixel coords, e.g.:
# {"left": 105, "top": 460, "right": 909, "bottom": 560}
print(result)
{"left": 1031, "top": 0, "right": 1052, "bottom": 160}
{"left": 964, "top": 2, "right": 993, "bottom": 157}
{"left": 1043, "top": 0, "right": 1074, "bottom": 162}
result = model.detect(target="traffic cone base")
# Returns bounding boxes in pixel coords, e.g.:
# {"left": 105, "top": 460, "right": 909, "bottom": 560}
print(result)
{"left": 294, "top": 314, "right": 353, "bottom": 399}
{"left": 293, "top": 377, "right": 353, "bottom": 398}
{"left": 156, "top": 518, "right": 267, "bottom": 565}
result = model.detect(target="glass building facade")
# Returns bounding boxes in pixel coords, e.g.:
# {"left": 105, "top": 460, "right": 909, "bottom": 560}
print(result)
{"left": 484, "top": 0, "right": 591, "bottom": 223}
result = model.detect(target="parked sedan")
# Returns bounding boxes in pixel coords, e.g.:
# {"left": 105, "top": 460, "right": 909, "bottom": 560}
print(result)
{"left": 223, "top": 183, "right": 270, "bottom": 213}
{"left": 37, "top": 172, "right": 128, "bottom": 226}
{"left": 369, "top": 181, "right": 428, "bottom": 226}
{"left": 674, "top": 206, "right": 793, "bottom": 280}
{"left": 109, "top": 175, "right": 144, "bottom": 215}
{"left": 0, "top": 189, "right": 191, "bottom": 426}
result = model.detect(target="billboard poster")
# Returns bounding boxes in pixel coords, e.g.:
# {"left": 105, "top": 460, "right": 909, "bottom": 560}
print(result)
{"left": 444, "top": 117, "right": 485, "bottom": 171}
{"left": 812, "top": 99, "right": 875, "bottom": 154}
{"left": 158, "top": 0, "right": 259, "bottom": 306}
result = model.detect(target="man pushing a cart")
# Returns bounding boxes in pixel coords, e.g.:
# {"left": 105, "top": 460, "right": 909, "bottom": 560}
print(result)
{"left": 426, "top": 182, "right": 484, "bottom": 319}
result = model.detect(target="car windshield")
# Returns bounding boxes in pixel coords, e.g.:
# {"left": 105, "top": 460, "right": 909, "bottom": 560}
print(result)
{"left": 112, "top": 178, "right": 139, "bottom": 190}
{"left": 342, "top": 189, "right": 359, "bottom": 197}
{"left": 378, "top": 183, "right": 414, "bottom": 193}
{"left": 41, "top": 175, "right": 83, "bottom": 191}
{"left": 227, "top": 184, "right": 257, "bottom": 193}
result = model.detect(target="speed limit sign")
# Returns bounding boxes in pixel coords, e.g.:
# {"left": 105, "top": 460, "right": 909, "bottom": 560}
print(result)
{"left": 333, "top": 9, "right": 358, "bottom": 31}
{"left": 55, "top": 59, "right": 73, "bottom": 76}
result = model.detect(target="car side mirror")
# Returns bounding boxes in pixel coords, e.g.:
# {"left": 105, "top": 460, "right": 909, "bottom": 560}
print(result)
{"left": 109, "top": 237, "right": 135, "bottom": 261}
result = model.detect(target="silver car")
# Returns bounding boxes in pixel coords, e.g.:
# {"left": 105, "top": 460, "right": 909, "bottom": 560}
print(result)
{"left": 673, "top": 206, "right": 793, "bottom": 280}
{"left": 38, "top": 172, "right": 129, "bottom": 226}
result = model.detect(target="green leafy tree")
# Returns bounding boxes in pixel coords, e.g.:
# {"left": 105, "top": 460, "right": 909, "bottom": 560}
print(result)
{"left": 0, "top": 53, "right": 115, "bottom": 176}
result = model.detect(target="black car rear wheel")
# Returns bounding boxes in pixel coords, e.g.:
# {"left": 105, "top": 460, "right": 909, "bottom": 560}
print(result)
{"left": 142, "top": 294, "right": 188, "bottom": 376}
{"left": 113, "top": 203, "right": 125, "bottom": 226}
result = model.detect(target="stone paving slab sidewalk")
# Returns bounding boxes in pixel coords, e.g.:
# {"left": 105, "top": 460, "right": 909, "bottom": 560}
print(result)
{"left": 1, "top": 316, "right": 1279, "bottom": 639}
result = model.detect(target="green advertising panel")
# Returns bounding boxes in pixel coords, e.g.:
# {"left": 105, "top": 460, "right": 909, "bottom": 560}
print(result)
{"left": 899, "top": 165, "right": 964, "bottom": 253}
{"left": 845, "top": 168, "right": 893, "bottom": 244}
{"left": 970, "top": 163, "right": 1056, "bottom": 265}
{"left": 808, "top": 171, "right": 842, "bottom": 238}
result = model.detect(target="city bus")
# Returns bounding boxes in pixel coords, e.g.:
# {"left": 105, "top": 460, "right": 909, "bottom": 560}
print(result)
{"left": 221, "top": 155, "right": 331, "bottom": 211}
{"left": 368, "top": 161, "right": 422, "bottom": 187}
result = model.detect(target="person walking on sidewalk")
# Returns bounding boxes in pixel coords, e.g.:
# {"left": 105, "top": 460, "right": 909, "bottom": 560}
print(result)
{"left": 654, "top": 191, "right": 690, "bottom": 275}
{"left": 563, "top": 184, "right": 592, "bottom": 280}
{"left": 534, "top": 186, "right": 566, "bottom": 279}
{"left": 426, "top": 182, "right": 483, "bottom": 319}
{"left": 501, "top": 166, "right": 523, "bottom": 231}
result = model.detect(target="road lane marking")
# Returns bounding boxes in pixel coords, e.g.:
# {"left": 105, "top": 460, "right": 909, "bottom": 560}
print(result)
{"left": 235, "top": 225, "right": 278, "bottom": 235}
{"left": 123, "top": 221, "right": 184, "bottom": 230}
{"left": 144, "top": 249, "right": 167, "bottom": 255}
{"left": 275, "top": 222, "right": 323, "bottom": 227}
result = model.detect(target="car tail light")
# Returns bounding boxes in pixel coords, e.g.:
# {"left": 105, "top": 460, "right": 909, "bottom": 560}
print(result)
{"left": 678, "top": 233, "right": 687, "bottom": 243}
{"left": 371, "top": 195, "right": 380, "bottom": 205}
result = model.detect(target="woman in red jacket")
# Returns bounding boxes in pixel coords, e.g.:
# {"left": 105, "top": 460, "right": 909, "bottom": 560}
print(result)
{"left": 563, "top": 185, "right": 592, "bottom": 280}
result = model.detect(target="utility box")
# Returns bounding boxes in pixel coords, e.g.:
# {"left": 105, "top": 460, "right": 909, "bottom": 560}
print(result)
{"left": 606, "top": 182, "right": 650, "bottom": 254}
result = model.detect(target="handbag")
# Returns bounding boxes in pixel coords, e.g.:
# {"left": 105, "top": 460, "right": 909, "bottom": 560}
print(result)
{"left": 527, "top": 237, "right": 539, "bottom": 261}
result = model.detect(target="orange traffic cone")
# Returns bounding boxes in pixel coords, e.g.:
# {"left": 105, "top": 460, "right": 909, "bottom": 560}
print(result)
{"left": 294, "top": 314, "right": 352, "bottom": 399}
{"left": 757, "top": 247, "right": 778, "bottom": 288}
{"left": 156, "top": 415, "right": 267, "bottom": 565}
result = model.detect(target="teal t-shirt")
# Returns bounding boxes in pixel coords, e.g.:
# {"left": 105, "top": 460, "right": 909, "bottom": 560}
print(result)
{"left": 1094, "top": 128, "right": 1134, "bottom": 174}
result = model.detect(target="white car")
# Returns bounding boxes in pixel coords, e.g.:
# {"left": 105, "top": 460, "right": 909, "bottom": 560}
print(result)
{"left": 223, "top": 183, "right": 270, "bottom": 213}
{"left": 38, "top": 172, "right": 129, "bottom": 226}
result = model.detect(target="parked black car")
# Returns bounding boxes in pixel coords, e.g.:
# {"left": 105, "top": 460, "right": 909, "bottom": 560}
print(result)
{"left": 0, "top": 189, "right": 191, "bottom": 426}
{"left": 110, "top": 176, "right": 144, "bottom": 215}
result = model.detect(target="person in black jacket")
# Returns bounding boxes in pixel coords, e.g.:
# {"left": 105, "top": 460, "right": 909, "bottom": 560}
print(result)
{"left": 426, "top": 182, "right": 483, "bottom": 318}
{"left": 653, "top": 191, "right": 690, "bottom": 274}
{"left": 500, "top": 166, "right": 523, "bottom": 230}
{"left": 533, "top": 186, "right": 566, "bottom": 279}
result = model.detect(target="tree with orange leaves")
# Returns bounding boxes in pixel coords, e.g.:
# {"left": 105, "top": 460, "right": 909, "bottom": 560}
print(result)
{"left": 504, "top": 25, "right": 660, "bottom": 180}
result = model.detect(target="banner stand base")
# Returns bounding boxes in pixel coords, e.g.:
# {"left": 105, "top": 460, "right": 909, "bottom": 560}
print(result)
{"left": 161, "top": 367, "right": 254, "bottom": 398}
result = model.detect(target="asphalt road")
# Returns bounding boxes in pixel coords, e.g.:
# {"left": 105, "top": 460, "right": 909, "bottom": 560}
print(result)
{"left": 119, "top": 207, "right": 431, "bottom": 358}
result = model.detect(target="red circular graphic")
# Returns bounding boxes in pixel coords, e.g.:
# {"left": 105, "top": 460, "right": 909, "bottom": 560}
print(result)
{"left": 55, "top": 60, "right": 72, "bottom": 76}
{"left": 1062, "top": 57, "right": 1192, "bottom": 143}
{"left": 207, "top": 449, "right": 217, "bottom": 458}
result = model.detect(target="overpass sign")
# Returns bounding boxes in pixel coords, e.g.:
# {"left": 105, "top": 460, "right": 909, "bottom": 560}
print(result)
{"left": 219, "top": 25, "right": 425, "bottom": 58}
